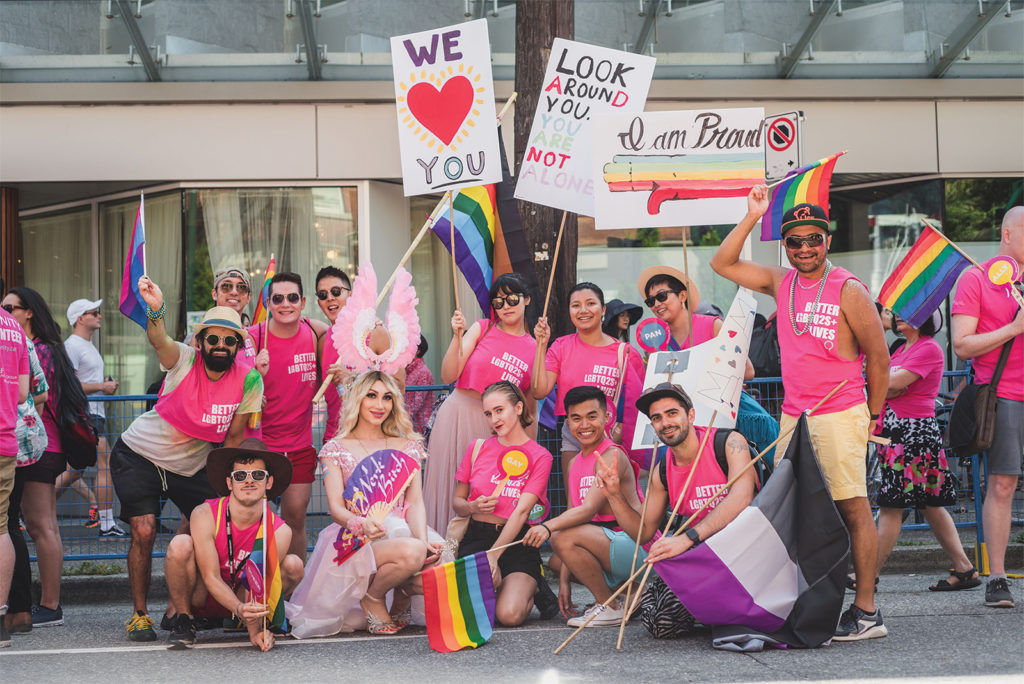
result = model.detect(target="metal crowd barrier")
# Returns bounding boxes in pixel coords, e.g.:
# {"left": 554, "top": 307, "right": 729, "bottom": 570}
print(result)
{"left": 29, "top": 374, "right": 1022, "bottom": 562}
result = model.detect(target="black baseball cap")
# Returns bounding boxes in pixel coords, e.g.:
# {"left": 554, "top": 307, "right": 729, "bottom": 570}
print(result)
{"left": 780, "top": 203, "right": 830, "bottom": 235}
{"left": 635, "top": 382, "right": 694, "bottom": 417}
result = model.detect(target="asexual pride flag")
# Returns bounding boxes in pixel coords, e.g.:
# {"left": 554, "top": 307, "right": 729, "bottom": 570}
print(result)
{"left": 654, "top": 414, "right": 849, "bottom": 651}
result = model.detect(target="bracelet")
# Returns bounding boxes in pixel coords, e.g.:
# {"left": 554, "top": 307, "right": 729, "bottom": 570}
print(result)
{"left": 346, "top": 516, "right": 366, "bottom": 536}
{"left": 145, "top": 302, "right": 166, "bottom": 321}
{"left": 540, "top": 523, "right": 552, "bottom": 538}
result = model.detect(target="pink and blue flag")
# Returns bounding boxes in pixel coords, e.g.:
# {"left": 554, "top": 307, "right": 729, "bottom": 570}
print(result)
{"left": 118, "top": 197, "right": 148, "bottom": 329}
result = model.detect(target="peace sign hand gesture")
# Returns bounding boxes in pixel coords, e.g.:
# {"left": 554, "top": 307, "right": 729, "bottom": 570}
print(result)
{"left": 594, "top": 449, "right": 621, "bottom": 498}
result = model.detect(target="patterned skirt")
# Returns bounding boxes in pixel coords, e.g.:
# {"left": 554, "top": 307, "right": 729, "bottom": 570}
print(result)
{"left": 876, "top": 411, "right": 957, "bottom": 510}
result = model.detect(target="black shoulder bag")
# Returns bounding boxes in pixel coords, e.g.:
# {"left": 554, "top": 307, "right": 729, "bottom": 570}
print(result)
{"left": 948, "top": 340, "right": 1013, "bottom": 456}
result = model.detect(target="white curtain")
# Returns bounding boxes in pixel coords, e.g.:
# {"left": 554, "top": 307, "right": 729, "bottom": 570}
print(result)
{"left": 21, "top": 208, "right": 93, "bottom": 325}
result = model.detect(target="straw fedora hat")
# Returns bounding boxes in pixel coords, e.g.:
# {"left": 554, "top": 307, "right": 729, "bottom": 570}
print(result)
{"left": 637, "top": 265, "right": 701, "bottom": 312}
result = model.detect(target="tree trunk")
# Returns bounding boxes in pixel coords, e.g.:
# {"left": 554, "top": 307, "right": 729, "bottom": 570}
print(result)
{"left": 514, "top": 0, "right": 576, "bottom": 338}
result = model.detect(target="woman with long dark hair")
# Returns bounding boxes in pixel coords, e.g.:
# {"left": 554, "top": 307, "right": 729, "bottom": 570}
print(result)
{"left": 1, "top": 287, "right": 90, "bottom": 628}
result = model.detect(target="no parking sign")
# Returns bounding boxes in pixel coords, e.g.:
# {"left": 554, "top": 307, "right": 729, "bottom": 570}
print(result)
{"left": 765, "top": 111, "right": 803, "bottom": 182}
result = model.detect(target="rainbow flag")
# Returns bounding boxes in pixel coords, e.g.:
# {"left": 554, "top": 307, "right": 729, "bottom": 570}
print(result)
{"left": 251, "top": 255, "right": 275, "bottom": 325}
{"left": 760, "top": 152, "right": 846, "bottom": 241}
{"left": 244, "top": 499, "right": 285, "bottom": 630}
{"left": 422, "top": 552, "right": 496, "bottom": 653}
{"left": 431, "top": 126, "right": 535, "bottom": 314}
{"left": 877, "top": 223, "right": 972, "bottom": 328}
{"left": 118, "top": 195, "right": 148, "bottom": 329}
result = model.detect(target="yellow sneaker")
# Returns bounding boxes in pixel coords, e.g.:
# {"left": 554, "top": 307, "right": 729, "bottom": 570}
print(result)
{"left": 124, "top": 611, "right": 157, "bottom": 642}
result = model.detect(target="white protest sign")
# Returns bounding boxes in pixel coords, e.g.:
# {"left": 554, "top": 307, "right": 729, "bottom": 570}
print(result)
{"left": 514, "top": 38, "right": 656, "bottom": 217}
{"left": 593, "top": 107, "right": 766, "bottom": 230}
{"left": 631, "top": 288, "right": 757, "bottom": 450}
{"left": 391, "top": 19, "right": 501, "bottom": 197}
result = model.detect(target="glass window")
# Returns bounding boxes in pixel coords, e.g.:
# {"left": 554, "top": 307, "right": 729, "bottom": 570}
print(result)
{"left": 98, "top": 192, "right": 183, "bottom": 395}
{"left": 21, "top": 207, "right": 93, "bottom": 318}
{"left": 408, "top": 195, "right": 456, "bottom": 379}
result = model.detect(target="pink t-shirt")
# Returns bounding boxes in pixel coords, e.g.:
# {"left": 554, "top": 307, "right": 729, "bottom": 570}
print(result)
{"left": 0, "top": 309, "right": 29, "bottom": 457}
{"left": 248, "top": 321, "right": 318, "bottom": 452}
{"left": 776, "top": 266, "right": 868, "bottom": 416}
{"left": 886, "top": 337, "right": 944, "bottom": 419}
{"left": 545, "top": 334, "right": 645, "bottom": 420}
{"left": 322, "top": 327, "right": 342, "bottom": 442}
{"left": 664, "top": 426, "right": 728, "bottom": 525}
{"left": 670, "top": 313, "right": 719, "bottom": 349}
{"left": 455, "top": 436, "right": 553, "bottom": 520}
{"left": 951, "top": 257, "right": 1023, "bottom": 401}
{"left": 455, "top": 319, "right": 536, "bottom": 393}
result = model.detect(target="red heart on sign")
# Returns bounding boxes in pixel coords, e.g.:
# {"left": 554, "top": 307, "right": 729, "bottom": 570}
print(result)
{"left": 406, "top": 76, "right": 474, "bottom": 146}
{"left": 728, "top": 330, "right": 737, "bottom": 338}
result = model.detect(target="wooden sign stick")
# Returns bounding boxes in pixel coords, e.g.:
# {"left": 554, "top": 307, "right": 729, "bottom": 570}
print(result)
{"left": 413, "top": 539, "right": 525, "bottom": 577}
{"left": 555, "top": 379, "right": 849, "bottom": 655}
{"left": 682, "top": 227, "right": 694, "bottom": 349}
{"left": 541, "top": 210, "right": 569, "bottom": 319}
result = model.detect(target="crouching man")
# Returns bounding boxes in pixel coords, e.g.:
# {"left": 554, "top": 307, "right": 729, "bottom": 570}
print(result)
{"left": 599, "top": 383, "right": 756, "bottom": 638}
{"left": 164, "top": 438, "right": 304, "bottom": 650}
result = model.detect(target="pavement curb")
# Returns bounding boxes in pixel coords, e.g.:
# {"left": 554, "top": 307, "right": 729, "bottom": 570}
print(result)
{"left": 51, "top": 543, "right": 1024, "bottom": 606}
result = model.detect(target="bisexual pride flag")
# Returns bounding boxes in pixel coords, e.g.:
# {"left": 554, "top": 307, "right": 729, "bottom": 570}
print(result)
{"left": 245, "top": 499, "right": 286, "bottom": 630}
{"left": 654, "top": 415, "right": 849, "bottom": 651}
{"left": 877, "top": 222, "right": 971, "bottom": 329}
{"left": 760, "top": 152, "right": 845, "bottom": 241}
{"left": 118, "top": 196, "right": 148, "bottom": 329}
{"left": 421, "top": 552, "right": 497, "bottom": 653}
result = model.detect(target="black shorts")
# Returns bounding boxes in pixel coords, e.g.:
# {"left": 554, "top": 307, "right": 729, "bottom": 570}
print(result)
{"left": 458, "top": 518, "right": 543, "bottom": 585}
{"left": 109, "top": 438, "right": 215, "bottom": 524}
{"left": 20, "top": 450, "right": 66, "bottom": 484}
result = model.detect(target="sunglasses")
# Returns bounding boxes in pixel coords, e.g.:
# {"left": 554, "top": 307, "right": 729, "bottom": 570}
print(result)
{"left": 271, "top": 293, "right": 301, "bottom": 305}
{"left": 316, "top": 286, "right": 350, "bottom": 301}
{"left": 229, "top": 469, "right": 269, "bottom": 483}
{"left": 203, "top": 333, "right": 241, "bottom": 348}
{"left": 644, "top": 289, "right": 683, "bottom": 308}
{"left": 218, "top": 282, "right": 250, "bottom": 295}
{"left": 491, "top": 293, "right": 523, "bottom": 310}
{"left": 1, "top": 304, "right": 26, "bottom": 313}
{"left": 84, "top": 309, "right": 101, "bottom": 317}
{"left": 784, "top": 234, "right": 826, "bottom": 250}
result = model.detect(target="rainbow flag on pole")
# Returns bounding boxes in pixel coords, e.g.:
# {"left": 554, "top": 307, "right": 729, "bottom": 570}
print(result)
{"left": 118, "top": 194, "right": 148, "bottom": 329}
{"left": 421, "top": 552, "right": 496, "bottom": 653}
{"left": 877, "top": 223, "right": 972, "bottom": 328}
{"left": 430, "top": 126, "right": 534, "bottom": 314}
{"left": 760, "top": 152, "right": 846, "bottom": 241}
{"left": 244, "top": 499, "right": 285, "bottom": 630}
{"left": 251, "top": 255, "right": 275, "bottom": 325}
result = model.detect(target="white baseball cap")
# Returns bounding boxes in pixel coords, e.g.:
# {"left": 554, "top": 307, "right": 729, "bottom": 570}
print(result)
{"left": 67, "top": 298, "right": 103, "bottom": 327}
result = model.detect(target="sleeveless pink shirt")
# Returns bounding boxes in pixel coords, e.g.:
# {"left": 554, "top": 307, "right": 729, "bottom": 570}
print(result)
{"left": 664, "top": 426, "right": 727, "bottom": 525}
{"left": 569, "top": 437, "right": 642, "bottom": 525}
{"left": 455, "top": 319, "right": 536, "bottom": 393}
{"left": 154, "top": 354, "right": 249, "bottom": 442}
{"left": 248, "top": 321, "right": 318, "bottom": 452}
{"left": 208, "top": 497, "right": 285, "bottom": 585}
{"left": 776, "top": 265, "right": 867, "bottom": 417}
{"left": 670, "top": 313, "right": 718, "bottom": 349}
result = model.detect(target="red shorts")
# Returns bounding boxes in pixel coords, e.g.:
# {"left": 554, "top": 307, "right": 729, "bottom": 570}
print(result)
{"left": 192, "top": 592, "right": 232, "bottom": 619}
{"left": 281, "top": 445, "right": 317, "bottom": 484}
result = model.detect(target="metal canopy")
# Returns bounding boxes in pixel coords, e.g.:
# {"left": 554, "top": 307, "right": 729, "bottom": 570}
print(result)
{"left": 633, "top": 0, "right": 665, "bottom": 54}
{"left": 297, "top": 0, "right": 323, "bottom": 81}
{"left": 778, "top": 0, "right": 838, "bottom": 79}
{"left": 114, "top": 0, "right": 161, "bottom": 82}
{"left": 929, "top": 1, "right": 1008, "bottom": 78}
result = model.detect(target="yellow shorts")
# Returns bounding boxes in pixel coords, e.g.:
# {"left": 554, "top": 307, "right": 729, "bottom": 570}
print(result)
{"left": 774, "top": 403, "right": 870, "bottom": 501}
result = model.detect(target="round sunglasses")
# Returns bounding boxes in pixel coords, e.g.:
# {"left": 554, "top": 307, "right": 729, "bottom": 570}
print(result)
{"left": 491, "top": 293, "right": 523, "bottom": 310}
{"left": 202, "top": 333, "right": 241, "bottom": 348}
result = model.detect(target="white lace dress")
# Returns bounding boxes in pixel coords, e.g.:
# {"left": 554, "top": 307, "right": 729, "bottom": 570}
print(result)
{"left": 285, "top": 438, "right": 442, "bottom": 638}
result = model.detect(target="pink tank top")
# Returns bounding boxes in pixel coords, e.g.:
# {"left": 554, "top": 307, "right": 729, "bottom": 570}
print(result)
{"left": 664, "top": 426, "right": 727, "bottom": 525}
{"left": 569, "top": 437, "right": 642, "bottom": 525}
{"left": 776, "top": 265, "right": 867, "bottom": 417}
{"left": 208, "top": 497, "right": 285, "bottom": 586}
{"left": 154, "top": 353, "right": 249, "bottom": 442}
{"left": 322, "top": 328, "right": 342, "bottom": 442}
{"left": 455, "top": 319, "right": 536, "bottom": 393}
{"left": 670, "top": 313, "right": 718, "bottom": 349}
{"left": 248, "top": 321, "right": 318, "bottom": 452}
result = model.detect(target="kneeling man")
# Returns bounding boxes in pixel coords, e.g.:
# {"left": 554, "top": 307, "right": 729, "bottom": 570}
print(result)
{"left": 599, "top": 383, "right": 756, "bottom": 639}
{"left": 524, "top": 386, "right": 645, "bottom": 628}
{"left": 165, "top": 438, "right": 304, "bottom": 650}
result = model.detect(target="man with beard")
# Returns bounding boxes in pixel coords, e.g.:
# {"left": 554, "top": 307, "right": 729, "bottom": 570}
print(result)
{"left": 710, "top": 187, "right": 890, "bottom": 641}
{"left": 596, "top": 383, "right": 755, "bottom": 639}
{"left": 111, "top": 276, "right": 263, "bottom": 642}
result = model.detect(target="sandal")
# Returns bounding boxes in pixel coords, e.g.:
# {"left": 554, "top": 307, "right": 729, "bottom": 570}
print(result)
{"left": 390, "top": 587, "right": 413, "bottom": 631}
{"left": 929, "top": 567, "right": 981, "bottom": 592}
{"left": 845, "top": 574, "right": 879, "bottom": 592}
{"left": 360, "top": 594, "right": 400, "bottom": 635}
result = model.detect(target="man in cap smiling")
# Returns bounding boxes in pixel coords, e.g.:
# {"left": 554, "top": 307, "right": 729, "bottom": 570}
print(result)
{"left": 110, "top": 275, "right": 264, "bottom": 643}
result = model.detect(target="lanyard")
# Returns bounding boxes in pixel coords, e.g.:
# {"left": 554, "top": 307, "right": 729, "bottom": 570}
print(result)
{"left": 225, "top": 503, "right": 244, "bottom": 589}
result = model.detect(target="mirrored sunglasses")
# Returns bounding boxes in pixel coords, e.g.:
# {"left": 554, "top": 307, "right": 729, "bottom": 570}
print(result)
{"left": 784, "top": 233, "right": 826, "bottom": 250}
{"left": 271, "top": 293, "right": 301, "bottom": 305}
{"left": 491, "top": 293, "right": 523, "bottom": 310}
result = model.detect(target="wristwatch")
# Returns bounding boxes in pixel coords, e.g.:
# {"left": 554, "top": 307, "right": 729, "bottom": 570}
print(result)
{"left": 684, "top": 528, "right": 702, "bottom": 546}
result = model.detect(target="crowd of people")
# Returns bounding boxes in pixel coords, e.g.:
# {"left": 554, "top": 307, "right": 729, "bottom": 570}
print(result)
{"left": 0, "top": 191, "right": 1020, "bottom": 652}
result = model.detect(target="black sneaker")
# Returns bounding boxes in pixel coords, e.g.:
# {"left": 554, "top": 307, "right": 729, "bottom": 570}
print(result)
{"left": 833, "top": 604, "right": 888, "bottom": 641}
{"left": 100, "top": 524, "right": 128, "bottom": 538}
{"left": 985, "top": 578, "right": 1014, "bottom": 608}
{"left": 0, "top": 619, "right": 10, "bottom": 648}
{"left": 160, "top": 612, "right": 176, "bottom": 631}
{"left": 534, "top": 579, "right": 560, "bottom": 621}
{"left": 31, "top": 604, "right": 63, "bottom": 627}
{"left": 167, "top": 614, "right": 196, "bottom": 650}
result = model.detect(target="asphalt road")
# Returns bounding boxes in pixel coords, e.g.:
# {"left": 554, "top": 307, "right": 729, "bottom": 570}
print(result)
{"left": 2, "top": 574, "right": 1021, "bottom": 683}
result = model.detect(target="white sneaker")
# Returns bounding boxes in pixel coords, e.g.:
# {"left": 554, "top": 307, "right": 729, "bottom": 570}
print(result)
{"left": 566, "top": 600, "right": 625, "bottom": 628}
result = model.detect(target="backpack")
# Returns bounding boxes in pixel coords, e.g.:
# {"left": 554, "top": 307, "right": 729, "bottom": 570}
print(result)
{"left": 656, "top": 428, "right": 764, "bottom": 495}
{"left": 749, "top": 312, "right": 781, "bottom": 378}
